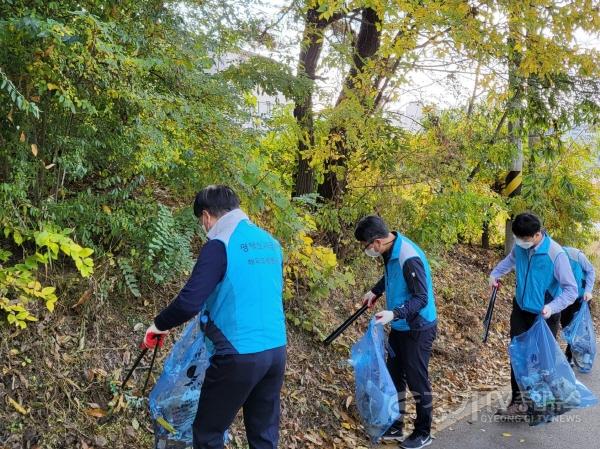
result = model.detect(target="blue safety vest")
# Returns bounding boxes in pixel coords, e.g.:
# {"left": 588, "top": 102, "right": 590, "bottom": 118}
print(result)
{"left": 514, "top": 234, "right": 564, "bottom": 313}
{"left": 385, "top": 233, "right": 437, "bottom": 331}
{"left": 202, "top": 210, "right": 286, "bottom": 355}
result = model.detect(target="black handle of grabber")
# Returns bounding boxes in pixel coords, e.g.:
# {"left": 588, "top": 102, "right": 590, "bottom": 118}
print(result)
{"left": 121, "top": 335, "right": 161, "bottom": 393}
{"left": 121, "top": 346, "right": 148, "bottom": 390}
{"left": 482, "top": 285, "right": 499, "bottom": 343}
{"left": 323, "top": 304, "right": 369, "bottom": 346}
{"left": 141, "top": 343, "right": 159, "bottom": 396}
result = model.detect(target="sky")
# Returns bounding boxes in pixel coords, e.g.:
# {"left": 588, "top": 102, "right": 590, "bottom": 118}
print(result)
{"left": 238, "top": 0, "right": 600, "bottom": 119}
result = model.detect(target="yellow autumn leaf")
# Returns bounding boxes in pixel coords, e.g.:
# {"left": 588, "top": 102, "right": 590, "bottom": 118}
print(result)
{"left": 47, "top": 82, "right": 59, "bottom": 91}
{"left": 8, "top": 396, "right": 28, "bottom": 415}
{"left": 19, "top": 131, "right": 25, "bottom": 142}
{"left": 102, "top": 205, "right": 112, "bottom": 214}
{"left": 31, "top": 143, "right": 38, "bottom": 157}
{"left": 156, "top": 416, "right": 176, "bottom": 433}
{"left": 84, "top": 407, "right": 107, "bottom": 418}
{"left": 324, "top": 252, "right": 337, "bottom": 268}
{"left": 300, "top": 234, "right": 313, "bottom": 245}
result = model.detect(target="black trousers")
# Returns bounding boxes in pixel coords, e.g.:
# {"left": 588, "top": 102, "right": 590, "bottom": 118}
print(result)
{"left": 387, "top": 325, "right": 437, "bottom": 437}
{"left": 509, "top": 299, "right": 560, "bottom": 402}
{"left": 560, "top": 297, "right": 584, "bottom": 362}
{"left": 192, "top": 346, "right": 286, "bottom": 449}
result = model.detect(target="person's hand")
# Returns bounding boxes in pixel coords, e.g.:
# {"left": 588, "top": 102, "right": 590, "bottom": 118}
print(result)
{"left": 584, "top": 292, "right": 593, "bottom": 302}
{"left": 541, "top": 305, "right": 552, "bottom": 319}
{"left": 374, "top": 310, "right": 394, "bottom": 326}
{"left": 143, "top": 324, "right": 169, "bottom": 349}
{"left": 489, "top": 275, "right": 499, "bottom": 289}
{"left": 362, "top": 291, "right": 378, "bottom": 308}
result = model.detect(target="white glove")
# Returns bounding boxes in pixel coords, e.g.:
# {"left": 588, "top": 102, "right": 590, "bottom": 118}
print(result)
{"left": 143, "top": 323, "right": 169, "bottom": 349}
{"left": 374, "top": 310, "right": 395, "bottom": 326}
{"left": 584, "top": 292, "right": 593, "bottom": 302}
{"left": 489, "top": 275, "right": 499, "bottom": 288}
{"left": 541, "top": 305, "right": 552, "bottom": 319}
{"left": 362, "top": 291, "right": 378, "bottom": 308}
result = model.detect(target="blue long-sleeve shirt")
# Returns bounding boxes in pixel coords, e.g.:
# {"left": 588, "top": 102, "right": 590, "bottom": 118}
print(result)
{"left": 154, "top": 239, "right": 227, "bottom": 331}
{"left": 574, "top": 250, "right": 596, "bottom": 294}
{"left": 491, "top": 242, "right": 578, "bottom": 315}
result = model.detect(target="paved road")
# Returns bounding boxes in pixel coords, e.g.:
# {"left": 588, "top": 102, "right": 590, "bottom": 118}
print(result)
{"left": 432, "top": 359, "right": 600, "bottom": 449}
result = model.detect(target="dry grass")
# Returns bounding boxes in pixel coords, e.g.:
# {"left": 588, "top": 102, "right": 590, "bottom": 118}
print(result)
{"left": 2, "top": 244, "right": 591, "bottom": 449}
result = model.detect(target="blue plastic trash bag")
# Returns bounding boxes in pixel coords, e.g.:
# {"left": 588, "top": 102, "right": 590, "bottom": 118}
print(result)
{"left": 349, "top": 319, "right": 400, "bottom": 441}
{"left": 563, "top": 301, "right": 596, "bottom": 373}
{"left": 149, "top": 315, "right": 211, "bottom": 448}
{"left": 509, "top": 315, "right": 597, "bottom": 425}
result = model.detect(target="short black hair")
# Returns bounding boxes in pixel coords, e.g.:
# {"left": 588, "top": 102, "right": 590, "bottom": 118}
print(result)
{"left": 193, "top": 185, "right": 240, "bottom": 218}
{"left": 354, "top": 215, "right": 389, "bottom": 243}
{"left": 512, "top": 212, "right": 542, "bottom": 238}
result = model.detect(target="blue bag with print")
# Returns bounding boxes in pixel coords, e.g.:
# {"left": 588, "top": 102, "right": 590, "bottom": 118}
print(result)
{"left": 149, "top": 315, "right": 211, "bottom": 448}
{"left": 509, "top": 315, "right": 597, "bottom": 425}
{"left": 350, "top": 319, "right": 400, "bottom": 441}
{"left": 563, "top": 301, "right": 596, "bottom": 373}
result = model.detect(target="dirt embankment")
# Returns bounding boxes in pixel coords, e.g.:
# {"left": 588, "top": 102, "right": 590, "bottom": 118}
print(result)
{"left": 3, "top": 245, "right": 594, "bottom": 449}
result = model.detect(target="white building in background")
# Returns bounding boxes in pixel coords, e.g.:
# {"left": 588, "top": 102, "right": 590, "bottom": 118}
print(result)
{"left": 208, "top": 50, "right": 288, "bottom": 123}
{"left": 384, "top": 100, "right": 426, "bottom": 131}
{"left": 399, "top": 101, "right": 425, "bottom": 131}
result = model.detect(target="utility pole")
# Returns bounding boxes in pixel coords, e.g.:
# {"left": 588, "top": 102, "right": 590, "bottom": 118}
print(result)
{"left": 503, "top": 7, "right": 524, "bottom": 255}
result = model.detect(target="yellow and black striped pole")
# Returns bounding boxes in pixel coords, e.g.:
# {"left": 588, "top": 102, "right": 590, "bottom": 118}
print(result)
{"left": 503, "top": 150, "right": 523, "bottom": 254}
{"left": 503, "top": 170, "right": 522, "bottom": 198}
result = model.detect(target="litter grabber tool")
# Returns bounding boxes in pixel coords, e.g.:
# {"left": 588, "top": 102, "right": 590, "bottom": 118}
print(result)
{"left": 324, "top": 304, "right": 369, "bottom": 346}
{"left": 482, "top": 284, "right": 499, "bottom": 343}
{"left": 121, "top": 335, "right": 160, "bottom": 395}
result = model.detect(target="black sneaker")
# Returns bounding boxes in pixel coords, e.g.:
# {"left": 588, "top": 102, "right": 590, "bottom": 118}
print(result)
{"left": 495, "top": 401, "right": 528, "bottom": 417}
{"left": 400, "top": 433, "right": 432, "bottom": 449}
{"left": 379, "top": 422, "right": 404, "bottom": 443}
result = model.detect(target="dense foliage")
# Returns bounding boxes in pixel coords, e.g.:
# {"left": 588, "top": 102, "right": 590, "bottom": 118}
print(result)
{"left": 1, "top": 0, "right": 598, "bottom": 329}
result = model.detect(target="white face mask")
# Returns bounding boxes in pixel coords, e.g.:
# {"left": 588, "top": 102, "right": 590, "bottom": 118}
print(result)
{"left": 515, "top": 237, "right": 534, "bottom": 249}
{"left": 201, "top": 214, "right": 211, "bottom": 234}
{"left": 364, "top": 247, "right": 380, "bottom": 258}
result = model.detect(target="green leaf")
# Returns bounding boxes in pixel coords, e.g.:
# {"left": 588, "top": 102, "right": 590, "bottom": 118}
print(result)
{"left": 0, "top": 249, "right": 11, "bottom": 262}
{"left": 41, "top": 287, "right": 56, "bottom": 296}
{"left": 34, "top": 231, "right": 49, "bottom": 247}
{"left": 79, "top": 248, "right": 94, "bottom": 257}
{"left": 13, "top": 230, "right": 23, "bottom": 245}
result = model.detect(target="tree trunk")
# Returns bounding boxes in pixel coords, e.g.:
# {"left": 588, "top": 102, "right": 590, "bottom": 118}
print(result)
{"left": 482, "top": 221, "right": 491, "bottom": 249}
{"left": 317, "top": 8, "right": 382, "bottom": 203}
{"left": 292, "top": 9, "right": 328, "bottom": 197}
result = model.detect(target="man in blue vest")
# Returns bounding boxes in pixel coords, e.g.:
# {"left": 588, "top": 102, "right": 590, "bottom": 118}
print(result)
{"left": 144, "top": 185, "right": 287, "bottom": 449}
{"left": 356, "top": 215, "right": 437, "bottom": 449}
{"left": 560, "top": 246, "right": 595, "bottom": 363}
{"left": 489, "top": 212, "right": 578, "bottom": 417}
